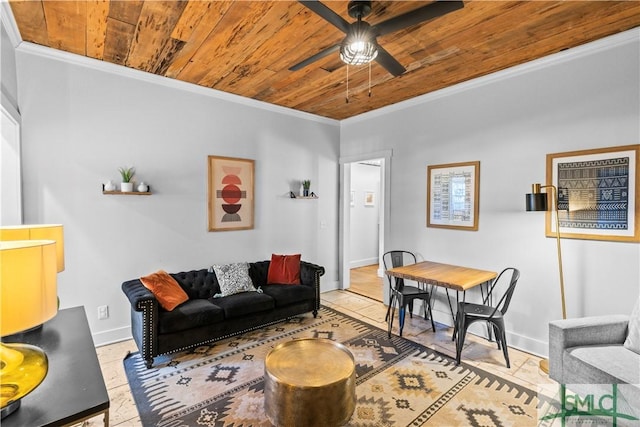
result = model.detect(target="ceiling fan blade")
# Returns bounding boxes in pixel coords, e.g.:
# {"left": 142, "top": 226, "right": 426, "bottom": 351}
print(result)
{"left": 374, "top": 45, "right": 406, "bottom": 77}
{"left": 289, "top": 44, "right": 341, "bottom": 71}
{"left": 373, "top": 1, "right": 464, "bottom": 37}
{"left": 299, "top": 0, "right": 351, "bottom": 34}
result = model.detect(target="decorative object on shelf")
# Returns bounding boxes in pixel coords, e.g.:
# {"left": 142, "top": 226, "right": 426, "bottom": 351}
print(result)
{"left": 302, "top": 180, "right": 311, "bottom": 197}
{"left": 208, "top": 155, "right": 254, "bottom": 231}
{"left": 104, "top": 180, "right": 116, "bottom": 192}
{"left": 525, "top": 183, "right": 567, "bottom": 374}
{"left": 427, "top": 161, "right": 480, "bottom": 231}
{"left": 545, "top": 144, "right": 639, "bottom": 243}
{"left": 0, "top": 239, "right": 58, "bottom": 419}
{"left": 137, "top": 182, "right": 148, "bottom": 193}
{"left": 289, "top": 191, "right": 318, "bottom": 199}
{"left": 118, "top": 166, "right": 135, "bottom": 192}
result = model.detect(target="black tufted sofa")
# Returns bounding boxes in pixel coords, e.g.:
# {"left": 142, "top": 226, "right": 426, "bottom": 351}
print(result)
{"left": 122, "top": 260, "right": 324, "bottom": 368}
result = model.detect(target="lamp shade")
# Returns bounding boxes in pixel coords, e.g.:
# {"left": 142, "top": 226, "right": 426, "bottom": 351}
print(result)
{"left": 0, "top": 240, "right": 58, "bottom": 337}
{"left": 0, "top": 225, "right": 64, "bottom": 272}
{"left": 525, "top": 193, "right": 549, "bottom": 211}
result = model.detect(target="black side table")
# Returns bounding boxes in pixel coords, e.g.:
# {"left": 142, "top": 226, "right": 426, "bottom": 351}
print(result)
{"left": 2, "top": 306, "right": 110, "bottom": 426}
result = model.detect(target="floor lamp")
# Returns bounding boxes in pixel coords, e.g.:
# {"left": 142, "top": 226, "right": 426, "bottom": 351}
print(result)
{"left": 525, "top": 183, "right": 567, "bottom": 374}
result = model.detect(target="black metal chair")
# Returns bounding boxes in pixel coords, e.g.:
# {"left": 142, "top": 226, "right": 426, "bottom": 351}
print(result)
{"left": 454, "top": 267, "right": 520, "bottom": 367}
{"left": 384, "top": 250, "right": 436, "bottom": 337}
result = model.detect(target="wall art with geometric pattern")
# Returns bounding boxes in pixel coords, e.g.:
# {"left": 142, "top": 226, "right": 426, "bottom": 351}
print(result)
{"left": 546, "top": 144, "right": 639, "bottom": 242}
{"left": 208, "top": 155, "right": 255, "bottom": 231}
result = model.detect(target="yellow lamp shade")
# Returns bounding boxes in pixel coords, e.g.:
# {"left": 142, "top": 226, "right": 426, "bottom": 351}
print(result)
{"left": 0, "top": 240, "right": 58, "bottom": 337}
{"left": 0, "top": 225, "right": 64, "bottom": 272}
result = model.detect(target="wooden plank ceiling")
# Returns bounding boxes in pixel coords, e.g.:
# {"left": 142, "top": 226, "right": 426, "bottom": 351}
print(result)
{"left": 9, "top": 1, "right": 640, "bottom": 120}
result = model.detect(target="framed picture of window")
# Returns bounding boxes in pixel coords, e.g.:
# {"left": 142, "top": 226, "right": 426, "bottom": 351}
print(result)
{"left": 546, "top": 145, "right": 639, "bottom": 242}
{"left": 208, "top": 155, "right": 254, "bottom": 231}
{"left": 427, "top": 161, "right": 480, "bottom": 231}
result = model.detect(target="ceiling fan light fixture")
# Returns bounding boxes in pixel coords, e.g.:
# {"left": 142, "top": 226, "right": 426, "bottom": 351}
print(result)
{"left": 339, "top": 20, "right": 378, "bottom": 65}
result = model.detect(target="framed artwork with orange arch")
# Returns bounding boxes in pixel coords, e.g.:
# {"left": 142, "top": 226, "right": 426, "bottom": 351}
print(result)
{"left": 208, "top": 155, "right": 255, "bottom": 231}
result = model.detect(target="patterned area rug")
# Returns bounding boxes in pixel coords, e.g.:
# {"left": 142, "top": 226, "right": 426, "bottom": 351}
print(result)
{"left": 124, "top": 306, "right": 544, "bottom": 426}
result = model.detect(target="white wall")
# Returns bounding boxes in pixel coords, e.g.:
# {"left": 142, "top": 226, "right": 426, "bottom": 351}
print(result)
{"left": 15, "top": 45, "right": 340, "bottom": 345}
{"left": 1, "top": 22, "right": 18, "bottom": 110}
{"left": 340, "top": 30, "right": 640, "bottom": 356}
{"left": 349, "top": 162, "right": 380, "bottom": 267}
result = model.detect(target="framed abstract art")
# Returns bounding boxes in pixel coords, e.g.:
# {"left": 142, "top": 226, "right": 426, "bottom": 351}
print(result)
{"left": 208, "top": 155, "right": 255, "bottom": 231}
{"left": 546, "top": 145, "right": 639, "bottom": 242}
{"left": 427, "top": 161, "right": 480, "bottom": 231}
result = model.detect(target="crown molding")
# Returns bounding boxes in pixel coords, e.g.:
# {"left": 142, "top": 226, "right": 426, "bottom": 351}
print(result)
{"left": 0, "top": 1, "right": 22, "bottom": 47}
{"left": 341, "top": 27, "right": 640, "bottom": 126}
{"left": 16, "top": 42, "right": 339, "bottom": 127}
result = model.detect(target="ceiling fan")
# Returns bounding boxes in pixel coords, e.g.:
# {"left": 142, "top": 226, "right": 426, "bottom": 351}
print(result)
{"left": 290, "top": 0, "right": 464, "bottom": 77}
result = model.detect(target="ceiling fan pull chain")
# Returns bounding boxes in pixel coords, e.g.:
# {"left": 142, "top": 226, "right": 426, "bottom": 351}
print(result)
{"left": 368, "top": 62, "right": 372, "bottom": 98}
{"left": 346, "top": 64, "right": 350, "bottom": 103}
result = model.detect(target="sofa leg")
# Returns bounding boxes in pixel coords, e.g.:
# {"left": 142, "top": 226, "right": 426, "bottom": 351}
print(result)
{"left": 145, "top": 358, "right": 153, "bottom": 369}
{"left": 313, "top": 310, "right": 318, "bottom": 318}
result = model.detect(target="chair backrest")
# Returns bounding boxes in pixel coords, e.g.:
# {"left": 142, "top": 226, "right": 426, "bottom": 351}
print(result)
{"left": 486, "top": 267, "right": 521, "bottom": 316}
{"left": 383, "top": 250, "right": 417, "bottom": 291}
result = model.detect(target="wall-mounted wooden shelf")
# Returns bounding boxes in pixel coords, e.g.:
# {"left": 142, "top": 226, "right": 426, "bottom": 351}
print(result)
{"left": 289, "top": 191, "right": 318, "bottom": 199}
{"left": 103, "top": 191, "right": 151, "bottom": 196}
{"left": 102, "top": 184, "right": 151, "bottom": 195}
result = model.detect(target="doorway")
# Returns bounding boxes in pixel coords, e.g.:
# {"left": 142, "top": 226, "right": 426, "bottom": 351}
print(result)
{"left": 339, "top": 150, "right": 392, "bottom": 304}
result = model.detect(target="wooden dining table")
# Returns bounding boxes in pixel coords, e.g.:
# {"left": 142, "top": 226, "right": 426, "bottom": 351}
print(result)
{"left": 385, "top": 260, "right": 497, "bottom": 325}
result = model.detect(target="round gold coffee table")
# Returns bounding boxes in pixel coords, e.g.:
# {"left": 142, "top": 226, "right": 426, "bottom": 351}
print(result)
{"left": 264, "top": 338, "right": 356, "bottom": 427}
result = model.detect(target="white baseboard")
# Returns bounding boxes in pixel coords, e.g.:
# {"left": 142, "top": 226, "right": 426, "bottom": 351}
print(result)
{"left": 93, "top": 326, "right": 132, "bottom": 347}
{"left": 321, "top": 280, "right": 340, "bottom": 293}
{"left": 408, "top": 300, "right": 548, "bottom": 358}
{"left": 349, "top": 258, "right": 378, "bottom": 269}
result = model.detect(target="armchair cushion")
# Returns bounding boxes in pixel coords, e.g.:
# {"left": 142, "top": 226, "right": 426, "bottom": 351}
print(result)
{"left": 624, "top": 298, "right": 640, "bottom": 355}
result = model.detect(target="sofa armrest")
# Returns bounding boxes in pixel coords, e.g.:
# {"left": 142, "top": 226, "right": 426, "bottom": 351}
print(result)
{"left": 549, "top": 315, "right": 629, "bottom": 382}
{"left": 122, "top": 279, "right": 158, "bottom": 311}
{"left": 300, "top": 261, "right": 325, "bottom": 286}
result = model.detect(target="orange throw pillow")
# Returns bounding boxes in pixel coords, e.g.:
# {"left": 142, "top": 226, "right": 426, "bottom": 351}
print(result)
{"left": 140, "top": 270, "right": 189, "bottom": 311}
{"left": 267, "top": 254, "right": 301, "bottom": 285}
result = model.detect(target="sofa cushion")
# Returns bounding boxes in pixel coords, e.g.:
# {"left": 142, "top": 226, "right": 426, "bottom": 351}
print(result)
{"left": 140, "top": 270, "right": 189, "bottom": 311}
{"left": 564, "top": 344, "right": 640, "bottom": 385}
{"left": 624, "top": 297, "right": 640, "bottom": 355}
{"left": 261, "top": 284, "right": 315, "bottom": 307}
{"left": 211, "top": 292, "right": 275, "bottom": 319}
{"left": 210, "top": 262, "right": 256, "bottom": 297}
{"left": 158, "top": 299, "right": 224, "bottom": 334}
{"left": 267, "top": 254, "right": 301, "bottom": 285}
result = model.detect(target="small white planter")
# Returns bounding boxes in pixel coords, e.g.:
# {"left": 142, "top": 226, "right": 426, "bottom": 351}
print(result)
{"left": 121, "top": 182, "right": 133, "bottom": 192}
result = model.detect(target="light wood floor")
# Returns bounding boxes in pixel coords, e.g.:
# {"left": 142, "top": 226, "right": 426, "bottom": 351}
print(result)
{"left": 77, "top": 291, "right": 560, "bottom": 426}
{"left": 348, "top": 264, "right": 384, "bottom": 301}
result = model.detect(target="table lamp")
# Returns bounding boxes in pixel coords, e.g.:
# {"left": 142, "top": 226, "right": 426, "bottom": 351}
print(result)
{"left": 0, "top": 240, "right": 58, "bottom": 419}
{"left": 525, "top": 183, "right": 567, "bottom": 374}
{"left": 0, "top": 224, "right": 65, "bottom": 272}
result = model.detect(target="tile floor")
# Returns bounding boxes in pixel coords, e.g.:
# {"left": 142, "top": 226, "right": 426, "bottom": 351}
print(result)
{"left": 79, "top": 290, "right": 560, "bottom": 426}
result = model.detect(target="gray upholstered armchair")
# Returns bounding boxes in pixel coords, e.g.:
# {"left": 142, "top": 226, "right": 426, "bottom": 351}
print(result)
{"left": 549, "top": 314, "right": 639, "bottom": 418}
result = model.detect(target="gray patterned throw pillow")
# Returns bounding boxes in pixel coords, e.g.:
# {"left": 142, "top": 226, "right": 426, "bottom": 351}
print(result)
{"left": 210, "top": 262, "right": 255, "bottom": 297}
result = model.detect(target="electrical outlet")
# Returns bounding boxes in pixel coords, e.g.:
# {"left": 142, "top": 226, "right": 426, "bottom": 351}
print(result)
{"left": 98, "top": 305, "right": 109, "bottom": 320}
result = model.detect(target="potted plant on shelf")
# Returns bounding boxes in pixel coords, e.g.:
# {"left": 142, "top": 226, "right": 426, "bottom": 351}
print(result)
{"left": 302, "top": 180, "right": 311, "bottom": 197}
{"left": 119, "top": 166, "right": 135, "bottom": 192}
